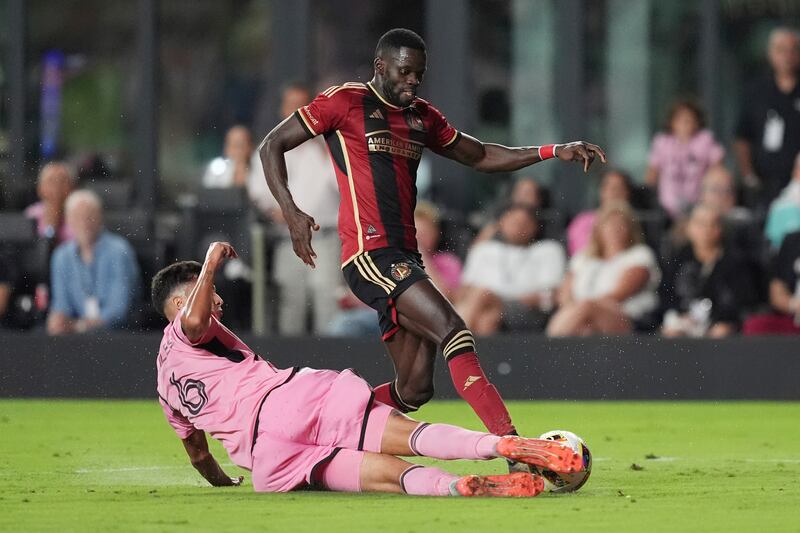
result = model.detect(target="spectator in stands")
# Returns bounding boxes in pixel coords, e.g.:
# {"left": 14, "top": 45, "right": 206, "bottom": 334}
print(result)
{"left": 661, "top": 204, "right": 757, "bottom": 338}
{"left": 645, "top": 99, "right": 725, "bottom": 218}
{"left": 699, "top": 165, "right": 752, "bottom": 223}
{"left": 415, "top": 202, "right": 462, "bottom": 301}
{"left": 46, "top": 190, "right": 141, "bottom": 335}
{"left": 471, "top": 177, "right": 546, "bottom": 247}
{"left": 546, "top": 202, "right": 660, "bottom": 337}
{"left": 251, "top": 83, "right": 341, "bottom": 335}
{"left": 202, "top": 125, "right": 255, "bottom": 189}
{"left": 735, "top": 27, "right": 800, "bottom": 209}
{"left": 743, "top": 229, "right": 800, "bottom": 335}
{"left": 567, "top": 169, "right": 633, "bottom": 256}
{"left": 457, "top": 205, "right": 565, "bottom": 335}
{"left": 24, "top": 161, "right": 76, "bottom": 244}
{"left": 765, "top": 152, "right": 800, "bottom": 249}
{"left": 668, "top": 165, "right": 757, "bottom": 252}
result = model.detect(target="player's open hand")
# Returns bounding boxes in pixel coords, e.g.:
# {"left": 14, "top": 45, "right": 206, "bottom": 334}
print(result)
{"left": 287, "top": 209, "right": 320, "bottom": 268}
{"left": 556, "top": 141, "right": 607, "bottom": 172}
{"left": 204, "top": 242, "right": 238, "bottom": 269}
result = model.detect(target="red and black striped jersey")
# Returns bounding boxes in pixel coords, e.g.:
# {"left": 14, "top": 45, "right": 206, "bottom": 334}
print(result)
{"left": 294, "top": 81, "right": 461, "bottom": 265}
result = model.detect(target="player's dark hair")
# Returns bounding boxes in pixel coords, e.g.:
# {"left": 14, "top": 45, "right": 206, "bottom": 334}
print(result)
{"left": 150, "top": 261, "right": 202, "bottom": 318}
{"left": 375, "top": 28, "right": 426, "bottom": 57}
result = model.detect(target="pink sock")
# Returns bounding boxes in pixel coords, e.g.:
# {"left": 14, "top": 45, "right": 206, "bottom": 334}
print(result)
{"left": 320, "top": 449, "right": 364, "bottom": 492}
{"left": 408, "top": 422, "right": 500, "bottom": 460}
{"left": 400, "top": 465, "right": 459, "bottom": 496}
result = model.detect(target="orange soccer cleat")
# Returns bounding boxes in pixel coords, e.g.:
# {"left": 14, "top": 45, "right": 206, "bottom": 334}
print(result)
{"left": 453, "top": 472, "right": 544, "bottom": 498}
{"left": 496, "top": 436, "right": 583, "bottom": 474}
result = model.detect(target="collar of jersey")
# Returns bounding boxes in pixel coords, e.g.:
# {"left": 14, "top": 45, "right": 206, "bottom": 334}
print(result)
{"left": 367, "top": 81, "right": 405, "bottom": 110}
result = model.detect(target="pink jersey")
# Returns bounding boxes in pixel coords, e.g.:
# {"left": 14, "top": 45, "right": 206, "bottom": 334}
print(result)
{"left": 156, "top": 311, "right": 297, "bottom": 470}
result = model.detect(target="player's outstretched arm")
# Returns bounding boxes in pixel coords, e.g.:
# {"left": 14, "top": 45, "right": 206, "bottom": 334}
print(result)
{"left": 258, "top": 117, "right": 320, "bottom": 268}
{"left": 181, "top": 242, "right": 237, "bottom": 343}
{"left": 182, "top": 430, "right": 243, "bottom": 487}
{"left": 440, "top": 132, "right": 607, "bottom": 173}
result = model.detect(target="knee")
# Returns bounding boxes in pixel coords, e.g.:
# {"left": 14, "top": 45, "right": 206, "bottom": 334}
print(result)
{"left": 395, "top": 380, "right": 435, "bottom": 410}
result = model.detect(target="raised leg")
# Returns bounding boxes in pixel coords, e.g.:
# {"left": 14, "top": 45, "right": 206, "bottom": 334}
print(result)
{"left": 394, "top": 280, "right": 516, "bottom": 436}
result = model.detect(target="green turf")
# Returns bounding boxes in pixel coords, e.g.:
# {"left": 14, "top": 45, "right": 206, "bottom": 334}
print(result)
{"left": 1, "top": 400, "right": 799, "bottom": 532}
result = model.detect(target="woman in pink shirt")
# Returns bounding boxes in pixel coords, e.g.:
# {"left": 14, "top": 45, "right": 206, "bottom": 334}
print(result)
{"left": 645, "top": 99, "right": 725, "bottom": 218}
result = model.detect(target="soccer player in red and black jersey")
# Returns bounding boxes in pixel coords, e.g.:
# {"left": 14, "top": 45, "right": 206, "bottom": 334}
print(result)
{"left": 259, "top": 28, "right": 606, "bottom": 460}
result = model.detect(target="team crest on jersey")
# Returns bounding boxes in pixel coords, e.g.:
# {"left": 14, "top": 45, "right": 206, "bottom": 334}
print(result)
{"left": 404, "top": 109, "right": 426, "bottom": 132}
{"left": 390, "top": 262, "right": 412, "bottom": 281}
{"left": 170, "top": 373, "right": 208, "bottom": 415}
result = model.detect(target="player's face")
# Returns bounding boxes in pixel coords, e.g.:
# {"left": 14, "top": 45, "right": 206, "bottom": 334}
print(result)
{"left": 212, "top": 291, "right": 224, "bottom": 320}
{"left": 379, "top": 47, "right": 426, "bottom": 107}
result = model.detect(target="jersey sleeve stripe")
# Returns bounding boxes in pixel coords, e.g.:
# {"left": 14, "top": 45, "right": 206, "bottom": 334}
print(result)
{"left": 294, "top": 109, "right": 317, "bottom": 137}
{"left": 442, "top": 130, "right": 461, "bottom": 148}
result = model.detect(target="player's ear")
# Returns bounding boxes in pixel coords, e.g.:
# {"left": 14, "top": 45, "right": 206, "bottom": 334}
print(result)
{"left": 374, "top": 56, "right": 384, "bottom": 74}
{"left": 172, "top": 295, "right": 184, "bottom": 311}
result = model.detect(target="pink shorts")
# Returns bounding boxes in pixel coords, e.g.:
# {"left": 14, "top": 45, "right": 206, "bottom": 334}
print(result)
{"left": 251, "top": 368, "right": 393, "bottom": 492}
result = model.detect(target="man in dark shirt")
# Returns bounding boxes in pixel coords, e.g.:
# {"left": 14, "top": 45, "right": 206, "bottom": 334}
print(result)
{"left": 259, "top": 28, "right": 605, "bottom": 455}
{"left": 735, "top": 27, "right": 800, "bottom": 208}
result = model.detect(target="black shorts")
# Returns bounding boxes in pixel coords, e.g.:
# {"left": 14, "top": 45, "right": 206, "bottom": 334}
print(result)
{"left": 342, "top": 248, "right": 429, "bottom": 340}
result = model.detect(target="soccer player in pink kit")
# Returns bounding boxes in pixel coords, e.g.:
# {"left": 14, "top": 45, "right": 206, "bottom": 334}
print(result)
{"left": 153, "top": 242, "right": 582, "bottom": 496}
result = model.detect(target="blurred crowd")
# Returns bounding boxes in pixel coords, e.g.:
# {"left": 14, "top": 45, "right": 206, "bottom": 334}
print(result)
{"left": 4, "top": 28, "right": 800, "bottom": 339}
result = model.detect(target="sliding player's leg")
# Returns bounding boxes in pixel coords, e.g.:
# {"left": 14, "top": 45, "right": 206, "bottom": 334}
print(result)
{"left": 369, "top": 409, "right": 583, "bottom": 474}
{"left": 318, "top": 448, "right": 543, "bottom": 497}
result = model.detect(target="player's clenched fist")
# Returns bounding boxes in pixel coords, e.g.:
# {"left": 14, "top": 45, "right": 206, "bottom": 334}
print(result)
{"left": 556, "top": 141, "right": 608, "bottom": 172}
{"left": 204, "top": 241, "right": 238, "bottom": 269}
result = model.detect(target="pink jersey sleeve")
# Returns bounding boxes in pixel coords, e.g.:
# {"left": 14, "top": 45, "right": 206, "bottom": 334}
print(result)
{"left": 159, "top": 397, "right": 197, "bottom": 439}
{"left": 171, "top": 311, "right": 215, "bottom": 346}
{"left": 425, "top": 104, "right": 460, "bottom": 151}
{"left": 295, "top": 87, "right": 350, "bottom": 136}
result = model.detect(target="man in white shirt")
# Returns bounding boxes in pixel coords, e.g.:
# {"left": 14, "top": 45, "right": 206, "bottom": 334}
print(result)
{"left": 251, "top": 83, "right": 342, "bottom": 335}
{"left": 456, "top": 206, "right": 566, "bottom": 334}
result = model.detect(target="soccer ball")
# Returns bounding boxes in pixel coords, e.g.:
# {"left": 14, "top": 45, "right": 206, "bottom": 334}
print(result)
{"left": 534, "top": 430, "right": 592, "bottom": 493}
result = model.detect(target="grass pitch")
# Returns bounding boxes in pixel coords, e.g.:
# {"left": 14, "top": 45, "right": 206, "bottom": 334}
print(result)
{"left": 1, "top": 400, "right": 798, "bottom": 532}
